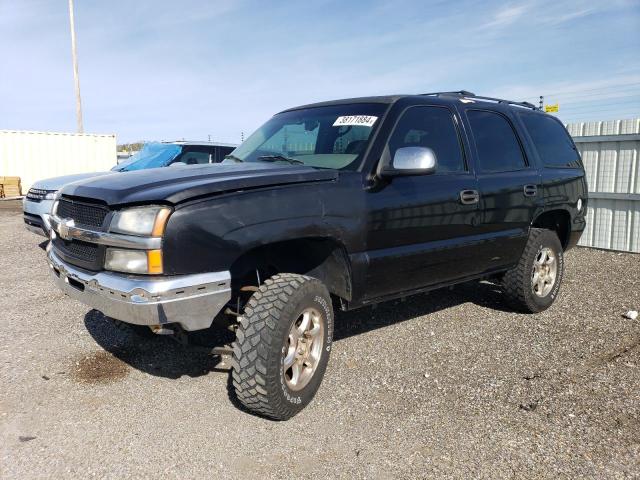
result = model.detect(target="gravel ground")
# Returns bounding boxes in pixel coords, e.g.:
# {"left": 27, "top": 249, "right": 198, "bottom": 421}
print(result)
{"left": 0, "top": 205, "right": 639, "bottom": 479}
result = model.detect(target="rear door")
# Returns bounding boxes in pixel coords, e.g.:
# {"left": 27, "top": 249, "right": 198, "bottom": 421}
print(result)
{"left": 462, "top": 108, "right": 542, "bottom": 272}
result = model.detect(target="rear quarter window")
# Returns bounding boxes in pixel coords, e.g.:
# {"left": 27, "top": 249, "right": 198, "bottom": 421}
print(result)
{"left": 519, "top": 113, "right": 581, "bottom": 168}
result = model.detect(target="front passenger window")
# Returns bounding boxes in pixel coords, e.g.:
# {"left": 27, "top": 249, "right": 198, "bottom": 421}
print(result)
{"left": 388, "top": 106, "right": 465, "bottom": 173}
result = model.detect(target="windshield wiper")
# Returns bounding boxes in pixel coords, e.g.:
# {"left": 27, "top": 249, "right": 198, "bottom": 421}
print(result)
{"left": 224, "top": 154, "right": 244, "bottom": 163}
{"left": 257, "top": 155, "right": 304, "bottom": 165}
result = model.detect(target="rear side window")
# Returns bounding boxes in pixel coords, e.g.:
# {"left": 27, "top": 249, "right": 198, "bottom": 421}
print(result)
{"left": 388, "top": 106, "right": 465, "bottom": 173}
{"left": 519, "top": 113, "right": 581, "bottom": 167}
{"left": 174, "top": 147, "right": 215, "bottom": 165}
{"left": 179, "top": 151, "right": 211, "bottom": 165}
{"left": 467, "top": 110, "right": 526, "bottom": 172}
{"left": 214, "top": 146, "right": 235, "bottom": 162}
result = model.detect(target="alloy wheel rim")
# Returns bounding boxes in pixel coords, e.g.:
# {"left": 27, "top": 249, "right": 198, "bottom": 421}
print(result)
{"left": 283, "top": 307, "right": 324, "bottom": 391}
{"left": 531, "top": 247, "right": 557, "bottom": 297}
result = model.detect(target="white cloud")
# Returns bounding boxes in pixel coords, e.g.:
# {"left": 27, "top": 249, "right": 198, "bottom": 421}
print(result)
{"left": 479, "top": 0, "right": 631, "bottom": 31}
{"left": 480, "top": 2, "right": 533, "bottom": 29}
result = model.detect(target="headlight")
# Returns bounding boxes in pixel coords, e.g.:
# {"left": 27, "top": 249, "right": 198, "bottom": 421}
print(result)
{"left": 105, "top": 248, "right": 163, "bottom": 274}
{"left": 44, "top": 191, "right": 58, "bottom": 200}
{"left": 110, "top": 206, "right": 171, "bottom": 237}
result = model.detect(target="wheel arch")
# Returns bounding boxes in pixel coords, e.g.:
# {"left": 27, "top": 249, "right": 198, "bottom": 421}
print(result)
{"left": 229, "top": 236, "right": 353, "bottom": 301}
{"left": 531, "top": 209, "right": 571, "bottom": 250}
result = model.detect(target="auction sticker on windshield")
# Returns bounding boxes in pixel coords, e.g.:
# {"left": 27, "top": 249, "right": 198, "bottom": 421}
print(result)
{"left": 333, "top": 115, "right": 378, "bottom": 127}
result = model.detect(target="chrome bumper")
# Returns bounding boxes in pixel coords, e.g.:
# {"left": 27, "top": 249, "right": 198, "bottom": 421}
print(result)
{"left": 23, "top": 197, "right": 53, "bottom": 235}
{"left": 24, "top": 219, "right": 48, "bottom": 237}
{"left": 47, "top": 248, "right": 232, "bottom": 331}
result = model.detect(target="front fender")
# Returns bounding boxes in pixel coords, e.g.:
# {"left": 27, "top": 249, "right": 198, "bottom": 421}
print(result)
{"left": 162, "top": 181, "right": 360, "bottom": 275}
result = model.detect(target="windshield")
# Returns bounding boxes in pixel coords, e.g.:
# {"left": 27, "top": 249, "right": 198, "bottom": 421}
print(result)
{"left": 228, "top": 103, "right": 386, "bottom": 170}
{"left": 114, "top": 142, "right": 182, "bottom": 172}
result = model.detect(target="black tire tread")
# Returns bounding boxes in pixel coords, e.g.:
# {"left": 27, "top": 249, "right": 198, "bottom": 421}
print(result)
{"left": 502, "top": 228, "right": 561, "bottom": 313}
{"left": 231, "top": 273, "right": 322, "bottom": 420}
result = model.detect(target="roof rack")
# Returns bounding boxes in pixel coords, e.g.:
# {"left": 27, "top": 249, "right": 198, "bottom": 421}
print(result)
{"left": 419, "top": 91, "right": 538, "bottom": 110}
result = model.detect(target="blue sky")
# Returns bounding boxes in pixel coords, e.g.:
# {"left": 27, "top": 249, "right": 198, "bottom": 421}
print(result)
{"left": 1, "top": 0, "right": 639, "bottom": 144}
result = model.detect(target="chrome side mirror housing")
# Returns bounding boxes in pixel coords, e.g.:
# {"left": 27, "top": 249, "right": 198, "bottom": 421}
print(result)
{"left": 392, "top": 146, "right": 437, "bottom": 173}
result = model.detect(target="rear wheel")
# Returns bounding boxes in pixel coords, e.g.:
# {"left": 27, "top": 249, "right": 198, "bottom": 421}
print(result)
{"left": 502, "top": 228, "right": 564, "bottom": 313}
{"left": 231, "top": 274, "right": 333, "bottom": 420}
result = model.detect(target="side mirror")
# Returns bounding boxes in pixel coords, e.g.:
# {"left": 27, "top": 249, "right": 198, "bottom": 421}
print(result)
{"left": 386, "top": 146, "right": 437, "bottom": 175}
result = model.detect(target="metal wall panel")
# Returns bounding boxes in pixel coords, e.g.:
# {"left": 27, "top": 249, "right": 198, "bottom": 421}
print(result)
{"left": 569, "top": 118, "right": 640, "bottom": 253}
{"left": 0, "top": 130, "right": 116, "bottom": 192}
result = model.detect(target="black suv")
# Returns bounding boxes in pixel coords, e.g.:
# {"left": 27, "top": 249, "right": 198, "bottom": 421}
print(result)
{"left": 46, "top": 91, "right": 587, "bottom": 420}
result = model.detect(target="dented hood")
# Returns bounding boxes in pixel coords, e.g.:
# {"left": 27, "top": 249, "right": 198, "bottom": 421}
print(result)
{"left": 60, "top": 162, "right": 338, "bottom": 206}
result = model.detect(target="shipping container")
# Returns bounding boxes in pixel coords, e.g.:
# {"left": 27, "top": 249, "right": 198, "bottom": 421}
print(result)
{"left": 0, "top": 130, "right": 116, "bottom": 192}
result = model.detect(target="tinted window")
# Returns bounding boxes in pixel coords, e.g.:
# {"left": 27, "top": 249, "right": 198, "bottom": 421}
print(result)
{"left": 520, "top": 113, "right": 581, "bottom": 167}
{"left": 388, "top": 106, "right": 465, "bottom": 173}
{"left": 215, "top": 146, "right": 235, "bottom": 162}
{"left": 181, "top": 152, "right": 211, "bottom": 165}
{"left": 175, "top": 147, "right": 212, "bottom": 165}
{"left": 468, "top": 110, "right": 526, "bottom": 172}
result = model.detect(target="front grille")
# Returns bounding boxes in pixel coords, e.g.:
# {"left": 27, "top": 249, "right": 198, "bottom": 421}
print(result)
{"left": 53, "top": 237, "right": 103, "bottom": 271}
{"left": 26, "top": 188, "right": 56, "bottom": 202}
{"left": 57, "top": 198, "right": 109, "bottom": 228}
{"left": 60, "top": 239, "right": 99, "bottom": 260}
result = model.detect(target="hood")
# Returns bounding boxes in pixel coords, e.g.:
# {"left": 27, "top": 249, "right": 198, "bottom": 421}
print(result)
{"left": 32, "top": 172, "right": 112, "bottom": 191}
{"left": 60, "top": 162, "right": 338, "bottom": 206}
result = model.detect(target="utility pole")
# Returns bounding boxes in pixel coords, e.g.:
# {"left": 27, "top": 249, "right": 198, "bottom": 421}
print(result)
{"left": 539, "top": 95, "right": 544, "bottom": 111}
{"left": 68, "top": 0, "right": 84, "bottom": 133}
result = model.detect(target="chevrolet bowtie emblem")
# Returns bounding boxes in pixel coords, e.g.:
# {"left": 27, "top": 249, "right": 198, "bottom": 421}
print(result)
{"left": 58, "top": 218, "right": 75, "bottom": 240}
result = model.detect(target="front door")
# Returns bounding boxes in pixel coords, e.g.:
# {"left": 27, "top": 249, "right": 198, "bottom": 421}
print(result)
{"left": 364, "top": 105, "right": 483, "bottom": 300}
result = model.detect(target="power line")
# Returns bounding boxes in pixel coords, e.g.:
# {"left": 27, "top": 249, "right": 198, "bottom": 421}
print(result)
{"left": 543, "top": 87, "right": 640, "bottom": 102}
{"left": 559, "top": 108, "right": 640, "bottom": 118}
{"left": 559, "top": 111, "right": 640, "bottom": 120}
{"left": 552, "top": 94, "right": 640, "bottom": 105}
{"left": 522, "top": 91, "right": 640, "bottom": 107}
{"left": 554, "top": 101, "right": 640, "bottom": 113}
{"left": 542, "top": 81, "right": 640, "bottom": 97}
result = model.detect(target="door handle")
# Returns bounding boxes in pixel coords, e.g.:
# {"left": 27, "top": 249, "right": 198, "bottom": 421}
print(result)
{"left": 459, "top": 189, "right": 479, "bottom": 205}
{"left": 523, "top": 184, "right": 537, "bottom": 197}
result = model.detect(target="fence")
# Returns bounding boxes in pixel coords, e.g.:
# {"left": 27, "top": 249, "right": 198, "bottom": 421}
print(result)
{"left": 567, "top": 118, "right": 640, "bottom": 253}
{"left": 0, "top": 130, "right": 116, "bottom": 192}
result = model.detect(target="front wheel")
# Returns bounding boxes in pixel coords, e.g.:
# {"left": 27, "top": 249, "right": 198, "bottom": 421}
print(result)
{"left": 231, "top": 274, "right": 333, "bottom": 420}
{"left": 502, "top": 228, "right": 564, "bottom": 313}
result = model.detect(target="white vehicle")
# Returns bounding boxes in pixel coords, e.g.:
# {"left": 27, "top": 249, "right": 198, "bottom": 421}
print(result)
{"left": 23, "top": 141, "right": 236, "bottom": 236}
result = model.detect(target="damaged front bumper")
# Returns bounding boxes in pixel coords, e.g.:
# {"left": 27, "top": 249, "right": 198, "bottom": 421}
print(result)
{"left": 47, "top": 247, "right": 231, "bottom": 331}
